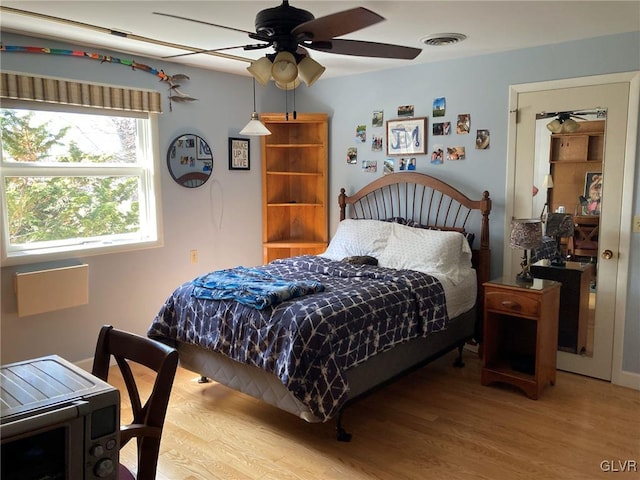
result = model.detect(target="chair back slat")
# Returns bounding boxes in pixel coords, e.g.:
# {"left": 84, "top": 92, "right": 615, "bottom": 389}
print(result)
{"left": 92, "top": 325, "right": 178, "bottom": 480}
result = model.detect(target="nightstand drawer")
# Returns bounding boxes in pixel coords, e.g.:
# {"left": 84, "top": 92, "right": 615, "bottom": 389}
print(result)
{"left": 485, "top": 291, "right": 540, "bottom": 317}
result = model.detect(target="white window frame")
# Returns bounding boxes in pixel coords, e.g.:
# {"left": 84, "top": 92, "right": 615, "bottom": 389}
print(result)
{"left": 1, "top": 100, "right": 163, "bottom": 266}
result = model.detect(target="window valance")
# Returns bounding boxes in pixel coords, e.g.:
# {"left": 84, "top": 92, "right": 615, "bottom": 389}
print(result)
{"left": 0, "top": 72, "right": 162, "bottom": 113}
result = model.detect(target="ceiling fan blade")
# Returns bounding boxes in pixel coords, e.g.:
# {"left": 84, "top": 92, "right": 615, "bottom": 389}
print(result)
{"left": 292, "top": 7, "right": 384, "bottom": 41}
{"left": 537, "top": 110, "right": 603, "bottom": 120}
{"left": 153, "top": 11, "right": 254, "bottom": 36}
{"left": 306, "top": 38, "right": 421, "bottom": 60}
{"left": 162, "top": 43, "right": 270, "bottom": 59}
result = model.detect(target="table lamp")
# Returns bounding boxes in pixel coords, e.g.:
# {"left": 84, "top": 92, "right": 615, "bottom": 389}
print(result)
{"left": 510, "top": 218, "right": 543, "bottom": 283}
{"left": 545, "top": 213, "right": 574, "bottom": 266}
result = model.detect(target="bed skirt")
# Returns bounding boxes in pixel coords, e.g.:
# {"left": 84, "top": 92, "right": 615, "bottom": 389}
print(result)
{"left": 177, "top": 306, "right": 476, "bottom": 423}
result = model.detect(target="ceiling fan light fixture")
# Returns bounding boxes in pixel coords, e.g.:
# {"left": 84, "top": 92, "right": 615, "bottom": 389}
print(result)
{"left": 275, "top": 78, "right": 301, "bottom": 90}
{"left": 297, "top": 56, "right": 326, "bottom": 87}
{"left": 247, "top": 57, "right": 273, "bottom": 86}
{"left": 546, "top": 113, "right": 581, "bottom": 133}
{"left": 546, "top": 119, "right": 562, "bottom": 133}
{"left": 562, "top": 118, "right": 580, "bottom": 133}
{"left": 271, "top": 51, "right": 298, "bottom": 83}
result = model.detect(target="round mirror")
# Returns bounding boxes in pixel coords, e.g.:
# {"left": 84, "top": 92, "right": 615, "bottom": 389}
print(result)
{"left": 167, "top": 134, "right": 213, "bottom": 188}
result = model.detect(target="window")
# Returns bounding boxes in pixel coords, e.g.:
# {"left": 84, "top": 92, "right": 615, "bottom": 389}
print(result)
{"left": 1, "top": 104, "right": 162, "bottom": 264}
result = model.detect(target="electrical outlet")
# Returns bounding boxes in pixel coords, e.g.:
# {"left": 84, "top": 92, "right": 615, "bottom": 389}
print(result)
{"left": 633, "top": 215, "right": 640, "bottom": 233}
{"left": 189, "top": 249, "right": 198, "bottom": 264}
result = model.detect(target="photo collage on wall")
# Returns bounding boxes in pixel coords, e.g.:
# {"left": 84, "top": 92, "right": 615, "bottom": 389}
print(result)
{"left": 346, "top": 97, "right": 490, "bottom": 174}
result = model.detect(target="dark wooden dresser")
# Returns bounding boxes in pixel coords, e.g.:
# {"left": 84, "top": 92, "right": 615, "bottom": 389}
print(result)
{"left": 530, "top": 260, "right": 594, "bottom": 354}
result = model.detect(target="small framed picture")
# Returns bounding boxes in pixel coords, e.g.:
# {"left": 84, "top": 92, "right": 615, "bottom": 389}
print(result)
{"left": 198, "top": 137, "right": 213, "bottom": 159}
{"left": 229, "top": 137, "right": 250, "bottom": 170}
{"left": 386, "top": 117, "right": 427, "bottom": 156}
{"left": 583, "top": 172, "right": 602, "bottom": 215}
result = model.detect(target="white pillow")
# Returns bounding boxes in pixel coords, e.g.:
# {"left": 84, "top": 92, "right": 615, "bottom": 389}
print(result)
{"left": 377, "top": 223, "right": 472, "bottom": 283}
{"left": 321, "top": 219, "right": 392, "bottom": 261}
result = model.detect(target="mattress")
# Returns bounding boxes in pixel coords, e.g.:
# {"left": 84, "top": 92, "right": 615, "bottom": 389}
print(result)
{"left": 433, "top": 267, "right": 477, "bottom": 318}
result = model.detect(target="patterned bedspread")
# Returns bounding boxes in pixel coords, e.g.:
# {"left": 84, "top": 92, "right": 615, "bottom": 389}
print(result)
{"left": 148, "top": 255, "right": 449, "bottom": 421}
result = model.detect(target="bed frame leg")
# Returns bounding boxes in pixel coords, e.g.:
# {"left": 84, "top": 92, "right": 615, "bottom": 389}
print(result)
{"left": 198, "top": 375, "right": 211, "bottom": 383}
{"left": 453, "top": 345, "right": 465, "bottom": 368}
{"left": 336, "top": 410, "right": 352, "bottom": 442}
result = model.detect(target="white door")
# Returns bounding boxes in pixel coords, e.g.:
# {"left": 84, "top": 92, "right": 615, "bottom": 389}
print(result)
{"left": 505, "top": 73, "right": 638, "bottom": 381}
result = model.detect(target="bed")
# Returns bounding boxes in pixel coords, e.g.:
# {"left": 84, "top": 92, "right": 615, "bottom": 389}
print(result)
{"left": 148, "top": 172, "right": 491, "bottom": 440}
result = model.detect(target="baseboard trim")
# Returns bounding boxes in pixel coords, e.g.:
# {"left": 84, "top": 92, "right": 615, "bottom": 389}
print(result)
{"left": 613, "top": 369, "right": 640, "bottom": 391}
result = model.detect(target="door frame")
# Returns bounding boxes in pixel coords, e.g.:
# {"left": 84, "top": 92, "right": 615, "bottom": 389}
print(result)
{"left": 504, "top": 71, "right": 639, "bottom": 389}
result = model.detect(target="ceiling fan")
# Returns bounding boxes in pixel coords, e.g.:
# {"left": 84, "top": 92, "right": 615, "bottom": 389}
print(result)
{"left": 536, "top": 110, "right": 600, "bottom": 120}
{"left": 536, "top": 110, "right": 606, "bottom": 133}
{"left": 154, "top": 1, "right": 421, "bottom": 87}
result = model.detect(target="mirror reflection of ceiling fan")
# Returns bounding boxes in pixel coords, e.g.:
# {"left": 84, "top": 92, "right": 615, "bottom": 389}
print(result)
{"left": 154, "top": 0, "right": 422, "bottom": 88}
{"left": 537, "top": 109, "right": 607, "bottom": 133}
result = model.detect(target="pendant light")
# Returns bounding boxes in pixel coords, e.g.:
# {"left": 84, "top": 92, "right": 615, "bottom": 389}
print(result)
{"left": 239, "top": 78, "right": 271, "bottom": 136}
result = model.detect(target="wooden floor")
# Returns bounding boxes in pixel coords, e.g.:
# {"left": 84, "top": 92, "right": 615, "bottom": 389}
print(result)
{"left": 112, "top": 350, "right": 639, "bottom": 480}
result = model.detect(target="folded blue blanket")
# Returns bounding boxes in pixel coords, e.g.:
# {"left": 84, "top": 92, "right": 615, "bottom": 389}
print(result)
{"left": 191, "top": 266, "right": 324, "bottom": 310}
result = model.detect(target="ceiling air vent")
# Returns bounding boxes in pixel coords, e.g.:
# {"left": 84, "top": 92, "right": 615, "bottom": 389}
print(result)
{"left": 421, "top": 33, "right": 467, "bottom": 46}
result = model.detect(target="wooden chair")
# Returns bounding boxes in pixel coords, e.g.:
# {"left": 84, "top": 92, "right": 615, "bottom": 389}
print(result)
{"left": 569, "top": 215, "right": 599, "bottom": 260}
{"left": 92, "top": 325, "right": 179, "bottom": 480}
{"left": 175, "top": 171, "right": 210, "bottom": 188}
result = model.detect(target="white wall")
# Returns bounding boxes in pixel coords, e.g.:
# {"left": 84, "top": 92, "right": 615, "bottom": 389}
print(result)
{"left": 1, "top": 31, "right": 639, "bottom": 375}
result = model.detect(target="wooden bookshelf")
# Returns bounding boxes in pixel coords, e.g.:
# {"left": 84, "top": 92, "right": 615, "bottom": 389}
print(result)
{"left": 261, "top": 113, "right": 328, "bottom": 263}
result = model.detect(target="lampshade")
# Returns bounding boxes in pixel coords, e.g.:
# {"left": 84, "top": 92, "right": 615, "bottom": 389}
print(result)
{"left": 510, "top": 219, "right": 543, "bottom": 250}
{"left": 240, "top": 112, "right": 271, "bottom": 136}
{"left": 297, "top": 56, "right": 326, "bottom": 86}
{"left": 546, "top": 213, "right": 574, "bottom": 238}
{"left": 562, "top": 118, "right": 580, "bottom": 132}
{"left": 247, "top": 57, "right": 273, "bottom": 86}
{"left": 546, "top": 119, "right": 562, "bottom": 133}
{"left": 541, "top": 174, "right": 554, "bottom": 189}
{"left": 275, "top": 78, "right": 301, "bottom": 90}
{"left": 271, "top": 51, "right": 298, "bottom": 83}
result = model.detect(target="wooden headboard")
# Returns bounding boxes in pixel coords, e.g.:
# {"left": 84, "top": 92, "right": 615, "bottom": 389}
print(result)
{"left": 338, "top": 172, "right": 492, "bottom": 317}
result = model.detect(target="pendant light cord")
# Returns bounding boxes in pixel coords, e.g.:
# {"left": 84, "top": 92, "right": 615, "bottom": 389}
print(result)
{"left": 252, "top": 77, "right": 257, "bottom": 112}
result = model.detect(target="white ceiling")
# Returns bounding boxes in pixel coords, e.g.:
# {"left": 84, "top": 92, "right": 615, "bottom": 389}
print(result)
{"left": 2, "top": 1, "right": 639, "bottom": 80}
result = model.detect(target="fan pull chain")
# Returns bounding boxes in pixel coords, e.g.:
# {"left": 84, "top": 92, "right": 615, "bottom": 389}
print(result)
{"left": 293, "top": 84, "right": 297, "bottom": 119}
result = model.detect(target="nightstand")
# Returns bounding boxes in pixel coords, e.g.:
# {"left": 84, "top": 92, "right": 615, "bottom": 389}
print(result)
{"left": 481, "top": 277, "right": 561, "bottom": 399}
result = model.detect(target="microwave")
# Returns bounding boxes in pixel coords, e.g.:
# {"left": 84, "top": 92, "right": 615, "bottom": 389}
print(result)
{"left": 1, "top": 355, "right": 120, "bottom": 480}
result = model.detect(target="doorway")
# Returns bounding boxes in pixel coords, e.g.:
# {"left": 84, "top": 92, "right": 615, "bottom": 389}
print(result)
{"left": 505, "top": 72, "right": 639, "bottom": 382}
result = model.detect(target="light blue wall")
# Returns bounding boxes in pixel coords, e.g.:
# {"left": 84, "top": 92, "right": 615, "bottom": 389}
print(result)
{"left": 287, "top": 31, "right": 640, "bottom": 374}
{"left": 0, "top": 32, "right": 264, "bottom": 364}
{"left": 1, "top": 31, "right": 638, "bottom": 375}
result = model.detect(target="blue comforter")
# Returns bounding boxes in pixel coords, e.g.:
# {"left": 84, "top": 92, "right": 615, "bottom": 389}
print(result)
{"left": 148, "top": 255, "right": 449, "bottom": 421}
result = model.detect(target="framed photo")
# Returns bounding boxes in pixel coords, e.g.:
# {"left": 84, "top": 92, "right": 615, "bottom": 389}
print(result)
{"left": 583, "top": 172, "right": 602, "bottom": 215}
{"left": 197, "top": 136, "right": 213, "bottom": 160}
{"left": 228, "top": 137, "right": 250, "bottom": 170}
{"left": 386, "top": 117, "right": 427, "bottom": 156}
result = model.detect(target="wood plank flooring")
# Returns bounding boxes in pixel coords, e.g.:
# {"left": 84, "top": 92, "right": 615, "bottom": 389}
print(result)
{"left": 110, "top": 350, "right": 639, "bottom": 480}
